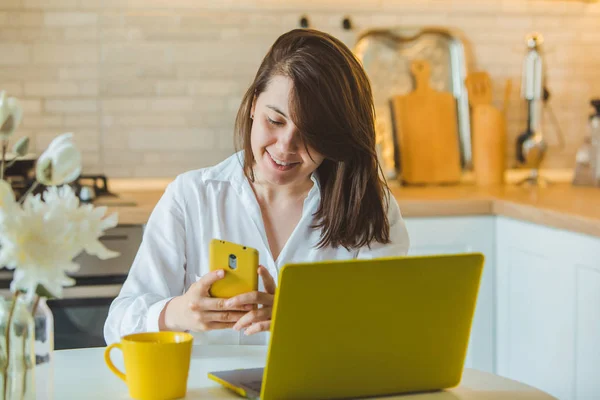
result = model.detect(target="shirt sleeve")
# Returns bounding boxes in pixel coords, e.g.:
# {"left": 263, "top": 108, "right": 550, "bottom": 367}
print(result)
{"left": 356, "top": 191, "right": 410, "bottom": 259}
{"left": 103, "top": 176, "right": 187, "bottom": 345}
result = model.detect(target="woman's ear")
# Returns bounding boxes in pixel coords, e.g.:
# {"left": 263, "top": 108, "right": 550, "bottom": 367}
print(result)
{"left": 250, "top": 94, "right": 257, "bottom": 119}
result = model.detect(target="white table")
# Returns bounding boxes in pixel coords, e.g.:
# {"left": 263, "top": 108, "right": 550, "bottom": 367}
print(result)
{"left": 54, "top": 345, "right": 556, "bottom": 399}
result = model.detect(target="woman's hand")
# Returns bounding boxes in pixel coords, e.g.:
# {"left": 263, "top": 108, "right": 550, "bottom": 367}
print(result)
{"left": 160, "top": 269, "right": 253, "bottom": 332}
{"left": 228, "top": 266, "right": 276, "bottom": 335}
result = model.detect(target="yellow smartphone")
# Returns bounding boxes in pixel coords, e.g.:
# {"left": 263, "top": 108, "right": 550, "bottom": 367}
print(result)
{"left": 208, "top": 239, "right": 259, "bottom": 298}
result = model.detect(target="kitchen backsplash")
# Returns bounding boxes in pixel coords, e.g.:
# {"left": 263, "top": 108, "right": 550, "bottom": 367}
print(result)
{"left": 1, "top": 0, "right": 599, "bottom": 177}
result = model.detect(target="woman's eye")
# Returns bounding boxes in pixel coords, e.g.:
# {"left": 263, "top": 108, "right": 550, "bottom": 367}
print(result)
{"left": 267, "top": 117, "right": 284, "bottom": 126}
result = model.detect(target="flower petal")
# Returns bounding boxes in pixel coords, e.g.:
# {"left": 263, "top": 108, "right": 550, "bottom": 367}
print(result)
{"left": 7, "top": 97, "right": 23, "bottom": 135}
{"left": 0, "top": 90, "right": 6, "bottom": 111}
{"left": 0, "top": 248, "right": 12, "bottom": 270}
{"left": 84, "top": 240, "right": 120, "bottom": 260}
{"left": 63, "top": 261, "right": 80, "bottom": 273}
{"left": 53, "top": 145, "right": 82, "bottom": 184}
{"left": 35, "top": 155, "right": 53, "bottom": 185}
{"left": 6, "top": 97, "right": 22, "bottom": 129}
{"left": 0, "top": 95, "right": 23, "bottom": 138}
{"left": 47, "top": 132, "right": 74, "bottom": 153}
{"left": 35, "top": 133, "right": 82, "bottom": 186}
{"left": 0, "top": 91, "right": 11, "bottom": 139}
{"left": 100, "top": 212, "right": 119, "bottom": 230}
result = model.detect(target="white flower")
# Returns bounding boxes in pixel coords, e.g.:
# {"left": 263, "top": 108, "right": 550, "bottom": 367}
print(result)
{"left": 0, "top": 185, "right": 119, "bottom": 298}
{"left": 44, "top": 186, "right": 120, "bottom": 260}
{"left": 36, "top": 133, "right": 82, "bottom": 186}
{"left": 0, "top": 91, "right": 23, "bottom": 139}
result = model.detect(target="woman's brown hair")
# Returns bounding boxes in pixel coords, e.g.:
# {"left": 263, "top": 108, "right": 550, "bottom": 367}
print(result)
{"left": 234, "top": 28, "right": 390, "bottom": 250}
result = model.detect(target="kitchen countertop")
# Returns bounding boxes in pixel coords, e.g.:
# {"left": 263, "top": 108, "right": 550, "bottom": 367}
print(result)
{"left": 390, "top": 183, "right": 600, "bottom": 237}
{"left": 99, "top": 169, "right": 600, "bottom": 238}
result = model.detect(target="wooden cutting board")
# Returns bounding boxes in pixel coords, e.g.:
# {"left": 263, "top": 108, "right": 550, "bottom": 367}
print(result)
{"left": 391, "top": 60, "right": 462, "bottom": 185}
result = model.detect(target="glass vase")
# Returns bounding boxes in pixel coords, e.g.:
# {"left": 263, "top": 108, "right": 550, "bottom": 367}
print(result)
{"left": 33, "top": 298, "right": 53, "bottom": 400}
{"left": 0, "top": 296, "right": 35, "bottom": 400}
{"left": 0, "top": 297, "right": 6, "bottom": 399}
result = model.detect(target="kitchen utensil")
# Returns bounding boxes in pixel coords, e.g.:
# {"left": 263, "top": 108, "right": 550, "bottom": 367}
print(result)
{"left": 77, "top": 175, "right": 115, "bottom": 197}
{"left": 391, "top": 59, "right": 462, "bottom": 185}
{"left": 572, "top": 136, "right": 595, "bottom": 187}
{"left": 465, "top": 72, "right": 493, "bottom": 107}
{"left": 471, "top": 104, "right": 506, "bottom": 186}
{"left": 520, "top": 131, "right": 548, "bottom": 186}
{"left": 517, "top": 32, "right": 548, "bottom": 186}
{"left": 470, "top": 74, "right": 510, "bottom": 186}
{"left": 576, "top": 98, "right": 600, "bottom": 187}
{"left": 78, "top": 185, "right": 96, "bottom": 203}
{"left": 591, "top": 99, "right": 600, "bottom": 185}
{"left": 354, "top": 27, "right": 472, "bottom": 179}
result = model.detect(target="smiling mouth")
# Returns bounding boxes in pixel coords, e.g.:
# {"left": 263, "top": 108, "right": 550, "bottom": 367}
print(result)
{"left": 266, "top": 151, "right": 300, "bottom": 171}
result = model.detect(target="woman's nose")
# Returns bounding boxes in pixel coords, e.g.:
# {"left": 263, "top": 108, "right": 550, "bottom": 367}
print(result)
{"left": 276, "top": 129, "right": 299, "bottom": 153}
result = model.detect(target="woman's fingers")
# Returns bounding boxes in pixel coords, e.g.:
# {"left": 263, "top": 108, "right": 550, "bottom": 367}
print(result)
{"left": 258, "top": 265, "right": 276, "bottom": 295}
{"left": 244, "top": 321, "right": 271, "bottom": 336}
{"left": 201, "top": 311, "right": 247, "bottom": 323}
{"left": 233, "top": 307, "right": 271, "bottom": 331}
{"left": 191, "top": 298, "right": 253, "bottom": 312}
{"left": 186, "top": 309, "right": 245, "bottom": 331}
{"left": 184, "top": 267, "right": 276, "bottom": 333}
{"left": 225, "top": 291, "right": 274, "bottom": 308}
{"left": 196, "top": 269, "right": 225, "bottom": 296}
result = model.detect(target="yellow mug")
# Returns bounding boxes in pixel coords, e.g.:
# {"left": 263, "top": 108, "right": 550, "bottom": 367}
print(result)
{"left": 104, "top": 332, "right": 194, "bottom": 400}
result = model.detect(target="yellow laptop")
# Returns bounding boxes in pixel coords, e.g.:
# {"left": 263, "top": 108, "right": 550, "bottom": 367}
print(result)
{"left": 208, "top": 253, "right": 484, "bottom": 399}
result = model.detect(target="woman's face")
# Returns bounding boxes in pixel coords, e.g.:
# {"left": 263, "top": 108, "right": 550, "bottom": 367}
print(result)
{"left": 250, "top": 75, "right": 324, "bottom": 187}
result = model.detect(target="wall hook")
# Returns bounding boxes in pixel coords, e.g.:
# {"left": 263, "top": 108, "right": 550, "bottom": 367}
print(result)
{"left": 342, "top": 16, "right": 352, "bottom": 31}
{"left": 299, "top": 15, "right": 310, "bottom": 28}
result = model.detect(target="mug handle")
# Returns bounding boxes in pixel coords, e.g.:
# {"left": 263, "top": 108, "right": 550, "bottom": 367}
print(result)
{"left": 104, "top": 343, "right": 126, "bottom": 382}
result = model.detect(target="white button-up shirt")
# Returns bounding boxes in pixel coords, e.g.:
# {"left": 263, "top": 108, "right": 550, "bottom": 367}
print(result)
{"left": 104, "top": 152, "right": 410, "bottom": 345}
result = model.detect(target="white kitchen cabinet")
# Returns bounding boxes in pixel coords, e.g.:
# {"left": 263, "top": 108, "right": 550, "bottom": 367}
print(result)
{"left": 496, "top": 216, "right": 600, "bottom": 400}
{"left": 404, "top": 216, "right": 496, "bottom": 375}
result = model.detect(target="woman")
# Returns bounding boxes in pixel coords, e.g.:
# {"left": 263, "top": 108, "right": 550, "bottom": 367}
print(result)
{"left": 104, "top": 28, "right": 410, "bottom": 346}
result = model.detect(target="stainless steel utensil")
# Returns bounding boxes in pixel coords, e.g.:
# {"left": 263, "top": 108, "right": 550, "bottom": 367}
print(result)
{"left": 78, "top": 185, "right": 96, "bottom": 203}
{"left": 517, "top": 32, "right": 548, "bottom": 187}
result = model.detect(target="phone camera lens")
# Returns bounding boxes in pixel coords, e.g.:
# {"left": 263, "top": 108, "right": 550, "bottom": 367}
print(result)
{"left": 228, "top": 254, "right": 237, "bottom": 270}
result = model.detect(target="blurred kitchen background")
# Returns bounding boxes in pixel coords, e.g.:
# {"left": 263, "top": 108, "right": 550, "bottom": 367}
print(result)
{"left": 1, "top": 0, "right": 599, "bottom": 178}
{"left": 5, "top": 5, "right": 600, "bottom": 399}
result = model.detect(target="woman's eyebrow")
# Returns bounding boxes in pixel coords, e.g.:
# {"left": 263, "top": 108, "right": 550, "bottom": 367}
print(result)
{"left": 266, "top": 105, "right": 288, "bottom": 119}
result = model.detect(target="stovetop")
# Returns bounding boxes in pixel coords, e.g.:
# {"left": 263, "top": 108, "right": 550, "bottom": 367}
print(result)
{"left": 8, "top": 173, "right": 116, "bottom": 203}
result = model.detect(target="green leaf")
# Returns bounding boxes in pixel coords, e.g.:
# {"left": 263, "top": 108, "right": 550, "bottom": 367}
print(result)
{"left": 34, "top": 284, "right": 56, "bottom": 299}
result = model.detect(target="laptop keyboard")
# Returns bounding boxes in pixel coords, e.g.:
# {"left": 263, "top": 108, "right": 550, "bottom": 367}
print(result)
{"left": 244, "top": 380, "right": 263, "bottom": 393}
